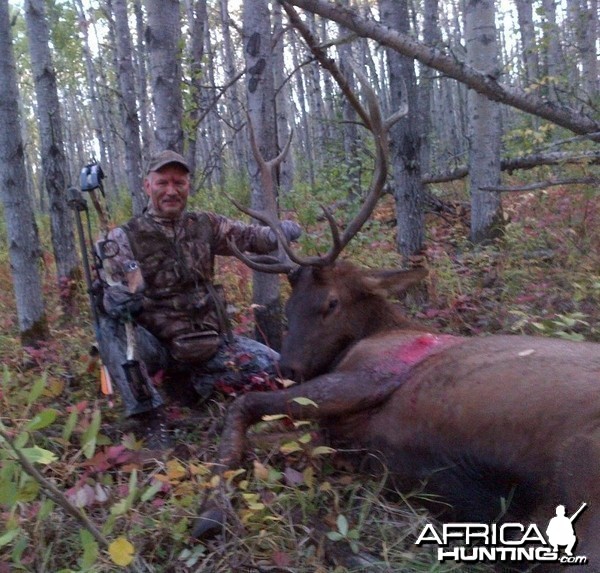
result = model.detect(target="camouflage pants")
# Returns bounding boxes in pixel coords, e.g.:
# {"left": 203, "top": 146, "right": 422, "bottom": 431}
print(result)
{"left": 97, "top": 314, "right": 280, "bottom": 416}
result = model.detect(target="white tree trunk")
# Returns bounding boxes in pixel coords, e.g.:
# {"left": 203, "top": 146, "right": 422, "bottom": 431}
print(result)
{"left": 24, "top": 0, "right": 79, "bottom": 300}
{"left": 145, "top": 0, "right": 184, "bottom": 152}
{"left": 379, "top": 0, "right": 425, "bottom": 261}
{"left": 0, "top": 0, "right": 47, "bottom": 344}
{"left": 465, "top": 0, "right": 503, "bottom": 244}
{"left": 244, "top": 0, "right": 282, "bottom": 349}
{"left": 111, "top": 0, "right": 146, "bottom": 215}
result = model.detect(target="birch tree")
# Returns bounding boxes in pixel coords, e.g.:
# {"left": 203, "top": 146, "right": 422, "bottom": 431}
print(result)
{"left": 133, "top": 0, "right": 153, "bottom": 159}
{"left": 0, "top": 0, "right": 47, "bottom": 345}
{"left": 24, "top": 0, "right": 79, "bottom": 303}
{"left": 219, "top": 0, "right": 246, "bottom": 177}
{"left": 465, "top": 0, "right": 502, "bottom": 243}
{"left": 243, "top": 0, "right": 283, "bottom": 349}
{"left": 111, "top": 0, "right": 146, "bottom": 215}
{"left": 145, "top": 0, "right": 184, "bottom": 152}
{"left": 515, "top": 0, "right": 540, "bottom": 87}
{"left": 183, "top": 0, "right": 207, "bottom": 175}
{"left": 273, "top": 0, "right": 294, "bottom": 192}
{"left": 379, "top": 0, "right": 424, "bottom": 260}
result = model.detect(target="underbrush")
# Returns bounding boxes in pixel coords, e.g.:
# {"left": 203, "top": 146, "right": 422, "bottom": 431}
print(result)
{"left": 0, "top": 183, "right": 598, "bottom": 572}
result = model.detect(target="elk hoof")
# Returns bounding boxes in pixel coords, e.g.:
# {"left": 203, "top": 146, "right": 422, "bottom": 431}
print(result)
{"left": 191, "top": 506, "right": 226, "bottom": 539}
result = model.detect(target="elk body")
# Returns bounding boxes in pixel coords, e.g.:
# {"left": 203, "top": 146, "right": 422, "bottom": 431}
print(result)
{"left": 197, "top": 264, "right": 600, "bottom": 570}
{"left": 194, "top": 60, "right": 600, "bottom": 570}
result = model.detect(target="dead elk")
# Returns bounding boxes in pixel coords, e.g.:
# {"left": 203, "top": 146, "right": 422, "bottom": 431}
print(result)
{"left": 194, "top": 263, "right": 600, "bottom": 570}
{"left": 193, "top": 63, "right": 600, "bottom": 570}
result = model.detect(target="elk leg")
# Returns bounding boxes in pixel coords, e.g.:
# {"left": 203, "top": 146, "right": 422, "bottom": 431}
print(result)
{"left": 218, "top": 370, "right": 401, "bottom": 469}
{"left": 192, "top": 371, "right": 401, "bottom": 538}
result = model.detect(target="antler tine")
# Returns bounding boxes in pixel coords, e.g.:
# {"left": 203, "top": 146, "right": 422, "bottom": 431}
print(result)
{"left": 271, "top": 128, "right": 294, "bottom": 169}
{"left": 226, "top": 238, "right": 296, "bottom": 274}
{"left": 224, "top": 191, "right": 298, "bottom": 272}
{"left": 309, "top": 60, "right": 391, "bottom": 267}
{"left": 229, "top": 117, "right": 310, "bottom": 274}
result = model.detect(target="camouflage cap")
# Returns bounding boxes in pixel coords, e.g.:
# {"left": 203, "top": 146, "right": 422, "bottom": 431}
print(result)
{"left": 146, "top": 150, "right": 190, "bottom": 175}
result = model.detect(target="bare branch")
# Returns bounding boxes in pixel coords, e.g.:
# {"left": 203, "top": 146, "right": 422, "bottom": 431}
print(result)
{"left": 423, "top": 150, "right": 600, "bottom": 184}
{"left": 0, "top": 426, "right": 109, "bottom": 549}
{"left": 284, "top": 0, "right": 600, "bottom": 139}
{"left": 281, "top": 0, "right": 372, "bottom": 129}
{"left": 480, "top": 176, "right": 599, "bottom": 193}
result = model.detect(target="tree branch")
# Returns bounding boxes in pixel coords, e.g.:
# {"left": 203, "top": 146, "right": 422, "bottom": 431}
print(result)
{"left": 423, "top": 150, "right": 600, "bottom": 184}
{"left": 480, "top": 176, "right": 599, "bottom": 193}
{"left": 0, "top": 426, "right": 109, "bottom": 549}
{"left": 283, "top": 0, "right": 600, "bottom": 138}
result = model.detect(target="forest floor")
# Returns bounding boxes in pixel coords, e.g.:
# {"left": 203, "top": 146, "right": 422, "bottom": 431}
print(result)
{"left": 0, "top": 185, "right": 599, "bottom": 572}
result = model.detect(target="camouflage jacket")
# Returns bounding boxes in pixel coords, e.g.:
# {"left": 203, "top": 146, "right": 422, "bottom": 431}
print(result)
{"left": 101, "top": 205, "right": 277, "bottom": 344}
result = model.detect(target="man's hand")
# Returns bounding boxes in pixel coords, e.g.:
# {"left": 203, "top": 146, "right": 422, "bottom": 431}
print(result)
{"left": 103, "top": 285, "right": 144, "bottom": 320}
{"left": 270, "top": 220, "right": 302, "bottom": 244}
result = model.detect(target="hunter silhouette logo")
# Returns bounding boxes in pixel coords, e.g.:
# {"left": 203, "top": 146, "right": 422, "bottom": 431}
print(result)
{"left": 546, "top": 503, "right": 587, "bottom": 556}
{"left": 415, "top": 502, "right": 589, "bottom": 566}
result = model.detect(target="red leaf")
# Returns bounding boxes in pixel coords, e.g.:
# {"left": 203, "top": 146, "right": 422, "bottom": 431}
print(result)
{"left": 272, "top": 551, "right": 292, "bottom": 567}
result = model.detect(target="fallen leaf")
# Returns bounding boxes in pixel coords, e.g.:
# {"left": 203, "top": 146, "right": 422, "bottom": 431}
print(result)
{"left": 108, "top": 537, "right": 135, "bottom": 567}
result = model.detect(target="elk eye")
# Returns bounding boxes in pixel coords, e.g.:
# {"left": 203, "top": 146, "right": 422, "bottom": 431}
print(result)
{"left": 324, "top": 298, "right": 338, "bottom": 316}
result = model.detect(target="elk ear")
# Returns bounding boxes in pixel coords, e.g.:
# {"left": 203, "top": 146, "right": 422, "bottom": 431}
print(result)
{"left": 363, "top": 268, "right": 428, "bottom": 298}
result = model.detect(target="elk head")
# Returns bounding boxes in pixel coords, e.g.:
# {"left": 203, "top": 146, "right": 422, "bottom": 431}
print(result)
{"left": 229, "top": 59, "right": 411, "bottom": 381}
{"left": 279, "top": 263, "right": 428, "bottom": 380}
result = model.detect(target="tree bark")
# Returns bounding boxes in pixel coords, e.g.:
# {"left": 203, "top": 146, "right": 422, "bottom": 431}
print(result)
{"left": 273, "top": 0, "right": 295, "bottom": 193}
{"left": 183, "top": 0, "right": 207, "bottom": 176}
{"left": 219, "top": 0, "right": 246, "bottom": 178}
{"left": 133, "top": 0, "right": 153, "bottom": 163}
{"left": 379, "top": 0, "right": 424, "bottom": 261}
{"left": 24, "top": 0, "right": 79, "bottom": 305}
{"left": 244, "top": 0, "right": 283, "bottom": 350}
{"left": 145, "top": 0, "right": 184, "bottom": 153}
{"left": 419, "top": 0, "right": 440, "bottom": 176}
{"left": 515, "top": 0, "right": 540, "bottom": 86}
{"left": 465, "top": 0, "right": 503, "bottom": 244}
{"left": 541, "top": 0, "right": 563, "bottom": 100}
{"left": 111, "top": 0, "right": 146, "bottom": 215}
{"left": 0, "top": 0, "right": 48, "bottom": 345}
{"left": 336, "top": 0, "right": 360, "bottom": 199}
{"left": 74, "top": 0, "right": 113, "bottom": 196}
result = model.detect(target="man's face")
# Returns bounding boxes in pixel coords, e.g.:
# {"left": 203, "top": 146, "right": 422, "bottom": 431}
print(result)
{"left": 144, "top": 164, "right": 190, "bottom": 218}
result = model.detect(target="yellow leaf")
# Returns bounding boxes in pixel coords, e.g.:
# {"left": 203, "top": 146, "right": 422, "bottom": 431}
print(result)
{"left": 166, "top": 460, "right": 186, "bottom": 481}
{"left": 253, "top": 460, "right": 270, "bottom": 480}
{"left": 303, "top": 466, "right": 314, "bottom": 489}
{"left": 223, "top": 468, "right": 245, "bottom": 483}
{"left": 173, "top": 482, "right": 195, "bottom": 497}
{"left": 189, "top": 463, "right": 210, "bottom": 476}
{"left": 108, "top": 537, "right": 135, "bottom": 567}
{"left": 280, "top": 441, "right": 302, "bottom": 455}
{"left": 311, "top": 446, "right": 337, "bottom": 457}
{"left": 261, "top": 414, "right": 289, "bottom": 421}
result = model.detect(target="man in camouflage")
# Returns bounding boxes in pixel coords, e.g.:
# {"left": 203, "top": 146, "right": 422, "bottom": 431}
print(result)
{"left": 97, "top": 150, "right": 301, "bottom": 449}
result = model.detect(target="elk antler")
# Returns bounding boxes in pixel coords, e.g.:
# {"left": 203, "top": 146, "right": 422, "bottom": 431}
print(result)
{"left": 229, "top": 10, "right": 407, "bottom": 273}
{"left": 226, "top": 112, "right": 300, "bottom": 274}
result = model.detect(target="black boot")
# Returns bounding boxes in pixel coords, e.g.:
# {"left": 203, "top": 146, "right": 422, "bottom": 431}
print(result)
{"left": 132, "top": 407, "right": 173, "bottom": 450}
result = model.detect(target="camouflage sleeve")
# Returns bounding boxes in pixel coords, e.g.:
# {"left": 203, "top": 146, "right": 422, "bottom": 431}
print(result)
{"left": 206, "top": 212, "right": 277, "bottom": 256}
